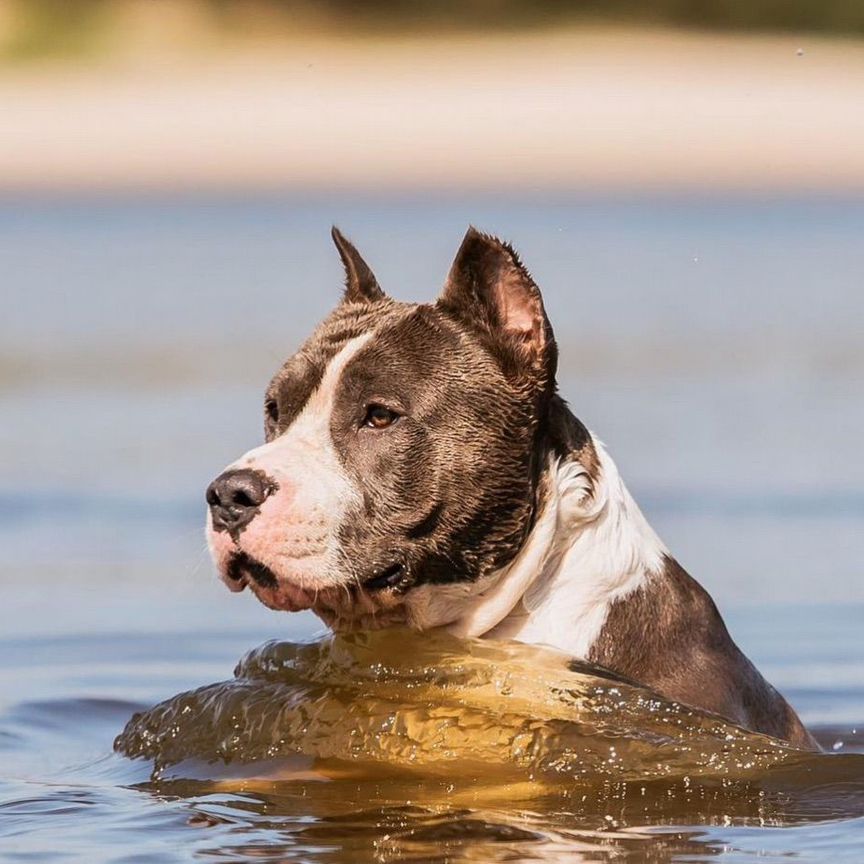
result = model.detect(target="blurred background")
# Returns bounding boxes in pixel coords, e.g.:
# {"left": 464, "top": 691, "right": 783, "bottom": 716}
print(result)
{"left": 2, "top": 9, "right": 863, "bottom": 861}
{"left": 1, "top": 2, "right": 862, "bottom": 650}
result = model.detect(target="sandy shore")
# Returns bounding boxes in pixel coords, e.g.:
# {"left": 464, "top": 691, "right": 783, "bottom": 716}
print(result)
{"left": 2, "top": 28, "right": 864, "bottom": 194}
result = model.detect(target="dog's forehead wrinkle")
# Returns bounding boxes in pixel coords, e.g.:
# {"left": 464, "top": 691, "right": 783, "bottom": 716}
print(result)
{"left": 328, "top": 308, "right": 481, "bottom": 406}
{"left": 270, "top": 300, "right": 422, "bottom": 404}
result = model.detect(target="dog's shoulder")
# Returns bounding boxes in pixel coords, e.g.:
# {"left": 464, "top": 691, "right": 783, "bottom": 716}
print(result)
{"left": 589, "top": 556, "right": 817, "bottom": 749}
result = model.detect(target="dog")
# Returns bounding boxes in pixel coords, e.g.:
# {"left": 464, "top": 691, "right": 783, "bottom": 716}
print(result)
{"left": 206, "top": 227, "right": 816, "bottom": 750}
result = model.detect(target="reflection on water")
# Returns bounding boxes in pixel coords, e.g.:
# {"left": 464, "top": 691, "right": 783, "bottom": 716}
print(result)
{"left": 108, "top": 630, "right": 864, "bottom": 861}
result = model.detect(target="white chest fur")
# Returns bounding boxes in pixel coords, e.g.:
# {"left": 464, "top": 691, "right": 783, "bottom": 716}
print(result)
{"left": 449, "top": 437, "right": 668, "bottom": 660}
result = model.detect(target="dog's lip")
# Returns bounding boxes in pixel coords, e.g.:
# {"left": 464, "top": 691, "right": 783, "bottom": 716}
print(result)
{"left": 225, "top": 574, "right": 247, "bottom": 593}
{"left": 222, "top": 553, "right": 407, "bottom": 613}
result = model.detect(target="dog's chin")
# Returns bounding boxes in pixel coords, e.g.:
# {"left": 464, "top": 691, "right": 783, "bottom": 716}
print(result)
{"left": 217, "top": 551, "right": 410, "bottom": 629}
{"left": 254, "top": 579, "right": 410, "bottom": 631}
{"left": 246, "top": 579, "right": 318, "bottom": 613}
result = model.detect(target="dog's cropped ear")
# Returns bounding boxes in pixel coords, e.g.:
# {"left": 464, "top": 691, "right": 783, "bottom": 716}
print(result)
{"left": 331, "top": 227, "right": 385, "bottom": 304}
{"left": 438, "top": 227, "right": 557, "bottom": 388}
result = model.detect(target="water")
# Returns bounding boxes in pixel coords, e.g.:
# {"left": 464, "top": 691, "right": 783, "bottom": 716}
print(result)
{"left": 1, "top": 195, "right": 862, "bottom": 861}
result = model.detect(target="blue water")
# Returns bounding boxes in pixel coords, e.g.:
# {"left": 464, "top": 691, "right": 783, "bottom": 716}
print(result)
{"left": 0, "top": 195, "right": 862, "bottom": 861}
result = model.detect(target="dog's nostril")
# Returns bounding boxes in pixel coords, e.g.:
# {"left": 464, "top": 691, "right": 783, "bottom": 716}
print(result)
{"left": 232, "top": 490, "right": 256, "bottom": 508}
{"left": 206, "top": 469, "right": 274, "bottom": 533}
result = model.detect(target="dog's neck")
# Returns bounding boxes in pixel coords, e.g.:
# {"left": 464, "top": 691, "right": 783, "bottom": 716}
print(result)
{"left": 439, "top": 405, "right": 819, "bottom": 751}
{"left": 446, "top": 424, "right": 668, "bottom": 661}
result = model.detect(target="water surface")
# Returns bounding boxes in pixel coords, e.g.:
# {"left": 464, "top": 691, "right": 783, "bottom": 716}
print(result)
{"left": 1, "top": 195, "right": 862, "bottom": 861}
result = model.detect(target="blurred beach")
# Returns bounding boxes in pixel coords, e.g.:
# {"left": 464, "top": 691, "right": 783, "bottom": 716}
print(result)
{"left": 2, "top": 6, "right": 864, "bottom": 194}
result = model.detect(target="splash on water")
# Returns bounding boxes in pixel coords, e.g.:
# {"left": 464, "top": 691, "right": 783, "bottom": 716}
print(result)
{"left": 116, "top": 628, "right": 807, "bottom": 786}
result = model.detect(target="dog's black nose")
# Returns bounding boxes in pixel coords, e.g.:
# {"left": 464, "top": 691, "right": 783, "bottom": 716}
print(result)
{"left": 206, "top": 469, "right": 270, "bottom": 533}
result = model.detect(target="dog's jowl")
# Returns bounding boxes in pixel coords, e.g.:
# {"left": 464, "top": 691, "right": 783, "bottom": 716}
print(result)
{"left": 206, "top": 226, "right": 816, "bottom": 749}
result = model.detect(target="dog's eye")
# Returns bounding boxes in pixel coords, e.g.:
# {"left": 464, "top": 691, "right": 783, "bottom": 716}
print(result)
{"left": 265, "top": 399, "right": 279, "bottom": 423}
{"left": 363, "top": 404, "right": 400, "bottom": 429}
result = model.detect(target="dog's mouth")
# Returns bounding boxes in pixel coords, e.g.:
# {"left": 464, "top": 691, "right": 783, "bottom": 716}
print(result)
{"left": 226, "top": 550, "right": 279, "bottom": 589}
{"left": 224, "top": 552, "right": 408, "bottom": 615}
{"left": 225, "top": 551, "right": 314, "bottom": 612}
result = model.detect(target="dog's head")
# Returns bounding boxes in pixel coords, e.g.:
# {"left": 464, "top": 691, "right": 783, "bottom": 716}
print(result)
{"left": 206, "top": 227, "right": 560, "bottom": 630}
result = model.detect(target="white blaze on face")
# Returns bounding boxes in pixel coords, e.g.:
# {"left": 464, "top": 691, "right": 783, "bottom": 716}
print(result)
{"left": 207, "top": 333, "right": 374, "bottom": 593}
